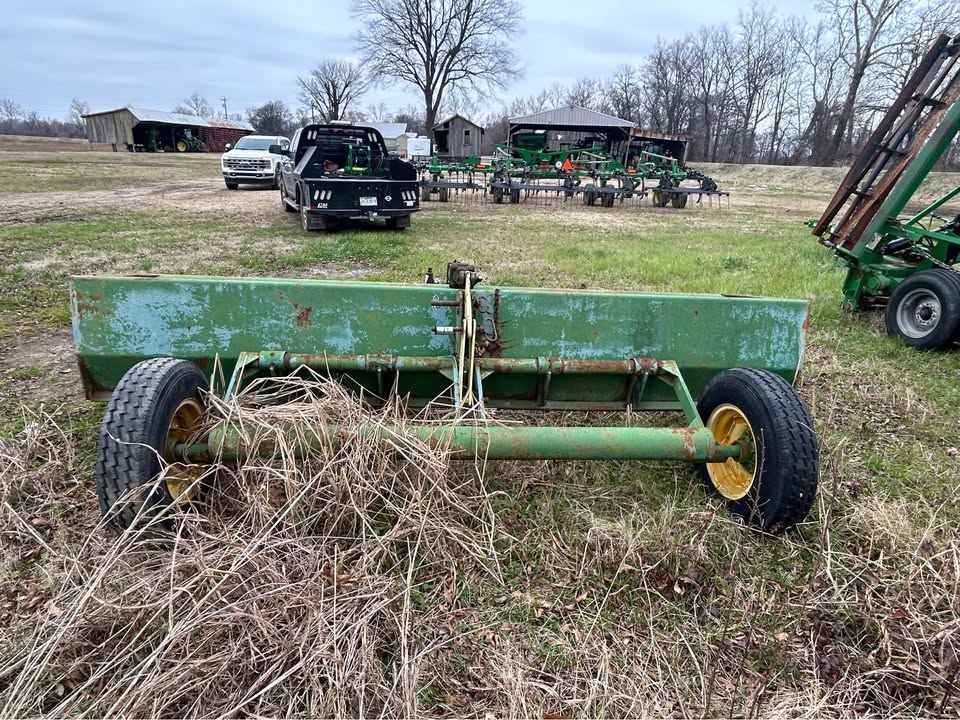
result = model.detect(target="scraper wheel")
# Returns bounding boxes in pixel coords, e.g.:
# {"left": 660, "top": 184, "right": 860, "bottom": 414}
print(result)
{"left": 96, "top": 358, "right": 208, "bottom": 530}
{"left": 697, "top": 368, "right": 818, "bottom": 533}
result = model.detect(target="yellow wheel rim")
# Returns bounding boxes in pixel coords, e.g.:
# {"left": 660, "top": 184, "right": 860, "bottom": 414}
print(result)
{"left": 705, "top": 404, "right": 756, "bottom": 500}
{"left": 176, "top": 140, "right": 187, "bottom": 152}
{"left": 165, "top": 397, "right": 204, "bottom": 501}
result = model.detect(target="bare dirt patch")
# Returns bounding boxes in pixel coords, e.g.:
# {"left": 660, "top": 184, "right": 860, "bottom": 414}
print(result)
{"left": 0, "top": 328, "right": 80, "bottom": 413}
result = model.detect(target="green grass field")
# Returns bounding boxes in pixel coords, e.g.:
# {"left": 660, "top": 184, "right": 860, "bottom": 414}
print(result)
{"left": 1, "top": 152, "right": 959, "bottom": 717}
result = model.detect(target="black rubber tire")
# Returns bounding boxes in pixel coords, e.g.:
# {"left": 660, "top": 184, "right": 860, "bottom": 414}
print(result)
{"left": 601, "top": 191, "right": 615, "bottom": 208}
{"left": 659, "top": 191, "right": 671, "bottom": 207}
{"left": 680, "top": 193, "right": 689, "bottom": 208}
{"left": 492, "top": 186, "right": 503, "bottom": 204}
{"left": 271, "top": 167, "right": 280, "bottom": 190}
{"left": 582, "top": 184, "right": 597, "bottom": 206}
{"left": 672, "top": 193, "right": 683, "bottom": 208}
{"left": 96, "top": 358, "right": 208, "bottom": 530}
{"left": 509, "top": 188, "right": 521, "bottom": 204}
{"left": 439, "top": 186, "right": 450, "bottom": 203}
{"left": 697, "top": 368, "right": 818, "bottom": 533}
{"left": 386, "top": 215, "right": 410, "bottom": 231}
{"left": 420, "top": 185, "right": 430, "bottom": 202}
{"left": 225, "top": 182, "right": 239, "bottom": 190}
{"left": 885, "top": 269, "right": 960, "bottom": 349}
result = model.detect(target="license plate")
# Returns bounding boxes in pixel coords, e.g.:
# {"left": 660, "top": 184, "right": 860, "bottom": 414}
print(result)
{"left": 359, "top": 196, "right": 378, "bottom": 207}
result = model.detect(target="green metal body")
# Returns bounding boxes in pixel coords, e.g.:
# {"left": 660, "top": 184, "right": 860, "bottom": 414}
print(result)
{"left": 818, "top": 52, "right": 960, "bottom": 310}
{"left": 72, "top": 275, "right": 808, "bottom": 402}
{"left": 72, "top": 274, "right": 807, "bottom": 463}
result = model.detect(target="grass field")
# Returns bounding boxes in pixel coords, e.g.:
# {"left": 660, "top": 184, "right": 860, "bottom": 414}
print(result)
{"left": 1, "top": 152, "right": 959, "bottom": 717}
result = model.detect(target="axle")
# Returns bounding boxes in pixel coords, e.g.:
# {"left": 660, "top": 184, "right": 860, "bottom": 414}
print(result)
{"left": 177, "top": 424, "right": 742, "bottom": 464}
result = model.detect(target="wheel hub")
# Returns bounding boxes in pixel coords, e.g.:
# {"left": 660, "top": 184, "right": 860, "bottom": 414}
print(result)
{"left": 897, "top": 288, "right": 941, "bottom": 338}
{"left": 705, "top": 404, "right": 757, "bottom": 500}
{"left": 164, "top": 397, "right": 204, "bottom": 500}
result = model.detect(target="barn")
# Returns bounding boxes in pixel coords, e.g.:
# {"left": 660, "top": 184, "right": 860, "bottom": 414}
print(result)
{"left": 433, "top": 114, "right": 484, "bottom": 161}
{"left": 82, "top": 107, "right": 254, "bottom": 152}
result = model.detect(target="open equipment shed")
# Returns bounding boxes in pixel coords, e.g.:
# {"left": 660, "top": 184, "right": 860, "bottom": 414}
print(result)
{"left": 507, "top": 106, "right": 634, "bottom": 159}
{"left": 629, "top": 128, "right": 693, "bottom": 165}
{"left": 82, "top": 107, "right": 254, "bottom": 152}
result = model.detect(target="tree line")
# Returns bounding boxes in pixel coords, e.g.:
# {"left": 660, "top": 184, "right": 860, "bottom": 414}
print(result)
{"left": 3, "top": 0, "right": 957, "bottom": 167}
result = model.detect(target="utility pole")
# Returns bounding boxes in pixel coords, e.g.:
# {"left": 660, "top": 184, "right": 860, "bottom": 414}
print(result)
{"left": 221, "top": 96, "right": 228, "bottom": 118}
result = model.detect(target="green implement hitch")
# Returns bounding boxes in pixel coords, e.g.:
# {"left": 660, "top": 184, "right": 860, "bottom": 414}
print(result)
{"left": 72, "top": 263, "right": 818, "bottom": 533}
{"left": 812, "top": 33, "right": 960, "bottom": 348}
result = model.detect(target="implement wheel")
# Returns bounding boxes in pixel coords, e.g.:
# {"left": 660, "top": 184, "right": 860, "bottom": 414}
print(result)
{"left": 492, "top": 186, "right": 504, "bottom": 204}
{"left": 509, "top": 188, "right": 521, "bottom": 204}
{"left": 600, "top": 190, "right": 615, "bottom": 208}
{"left": 885, "top": 269, "right": 960, "bottom": 349}
{"left": 582, "top": 184, "right": 597, "bottom": 206}
{"left": 697, "top": 368, "right": 818, "bottom": 533}
{"left": 671, "top": 192, "right": 688, "bottom": 208}
{"left": 439, "top": 186, "right": 450, "bottom": 203}
{"left": 96, "top": 358, "right": 208, "bottom": 530}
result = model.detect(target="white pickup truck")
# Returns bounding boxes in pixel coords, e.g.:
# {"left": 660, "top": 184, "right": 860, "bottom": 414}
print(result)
{"left": 221, "top": 135, "right": 289, "bottom": 190}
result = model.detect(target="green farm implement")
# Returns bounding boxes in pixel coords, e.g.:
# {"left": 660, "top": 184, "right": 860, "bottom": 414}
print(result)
{"left": 486, "top": 142, "right": 726, "bottom": 208}
{"left": 73, "top": 262, "right": 818, "bottom": 533}
{"left": 812, "top": 33, "right": 960, "bottom": 348}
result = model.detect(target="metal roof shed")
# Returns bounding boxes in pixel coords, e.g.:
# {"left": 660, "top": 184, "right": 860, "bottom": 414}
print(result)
{"left": 508, "top": 106, "right": 634, "bottom": 141}
{"left": 82, "top": 106, "right": 254, "bottom": 152}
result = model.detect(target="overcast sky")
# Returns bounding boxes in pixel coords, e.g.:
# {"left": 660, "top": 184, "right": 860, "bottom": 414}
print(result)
{"left": 1, "top": 0, "right": 815, "bottom": 120}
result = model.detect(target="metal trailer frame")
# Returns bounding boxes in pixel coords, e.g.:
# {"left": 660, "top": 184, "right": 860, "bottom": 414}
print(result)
{"left": 72, "top": 262, "right": 817, "bottom": 533}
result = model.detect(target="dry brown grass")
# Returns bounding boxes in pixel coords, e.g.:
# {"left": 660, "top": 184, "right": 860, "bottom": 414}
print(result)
{"left": 1, "top": 370, "right": 958, "bottom": 718}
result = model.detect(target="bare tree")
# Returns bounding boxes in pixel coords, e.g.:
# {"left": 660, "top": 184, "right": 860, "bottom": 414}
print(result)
{"left": 298, "top": 60, "right": 369, "bottom": 122}
{"left": 732, "top": 3, "right": 782, "bottom": 162}
{"left": 246, "top": 100, "right": 293, "bottom": 136}
{"left": 67, "top": 98, "right": 90, "bottom": 126}
{"left": 564, "top": 77, "right": 602, "bottom": 109}
{"left": 0, "top": 98, "right": 22, "bottom": 122}
{"left": 393, "top": 105, "right": 426, "bottom": 135}
{"left": 643, "top": 38, "right": 694, "bottom": 136}
{"left": 602, "top": 65, "right": 641, "bottom": 124}
{"left": 366, "top": 102, "right": 390, "bottom": 122}
{"left": 353, "top": 0, "right": 523, "bottom": 138}
{"left": 824, "top": 0, "right": 912, "bottom": 157}
{"left": 174, "top": 93, "right": 212, "bottom": 117}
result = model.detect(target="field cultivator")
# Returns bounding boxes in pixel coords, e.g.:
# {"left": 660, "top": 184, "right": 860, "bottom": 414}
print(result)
{"left": 415, "top": 143, "right": 728, "bottom": 209}
{"left": 73, "top": 262, "right": 818, "bottom": 534}
{"left": 812, "top": 32, "right": 960, "bottom": 349}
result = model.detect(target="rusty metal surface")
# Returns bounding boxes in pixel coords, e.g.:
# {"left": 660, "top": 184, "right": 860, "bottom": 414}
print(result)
{"left": 71, "top": 275, "right": 809, "bottom": 406}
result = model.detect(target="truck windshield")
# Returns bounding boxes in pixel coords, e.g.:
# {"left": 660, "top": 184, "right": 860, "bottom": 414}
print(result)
{"left": 234, "top": 138, "right": 277, "bottom": 150}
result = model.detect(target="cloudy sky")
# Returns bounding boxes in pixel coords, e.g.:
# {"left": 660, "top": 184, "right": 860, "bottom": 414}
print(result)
{"left": 2, "top": 0, "right": 814, "bottom": 120}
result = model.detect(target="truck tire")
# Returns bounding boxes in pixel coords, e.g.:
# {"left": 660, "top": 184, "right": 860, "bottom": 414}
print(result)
{"left": 885, "top": 269, "right": 960, "bottom": 349}
{"left": 225, "top": 182, "right": 239, "bottom": 190}
{"left": 697, "top": 368, "right": 818, "bottom": 533}
{"left": 271, "top": 167, "right": 281, "bottom": 190}
{"left": 387, "top": 215, "right": 410, "bottom": 231}
{"left": 301, "top": 205, "right": 326, "bottom": 232}
{"left": 96, "top": 358, "right": 208, "bottom": 531}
